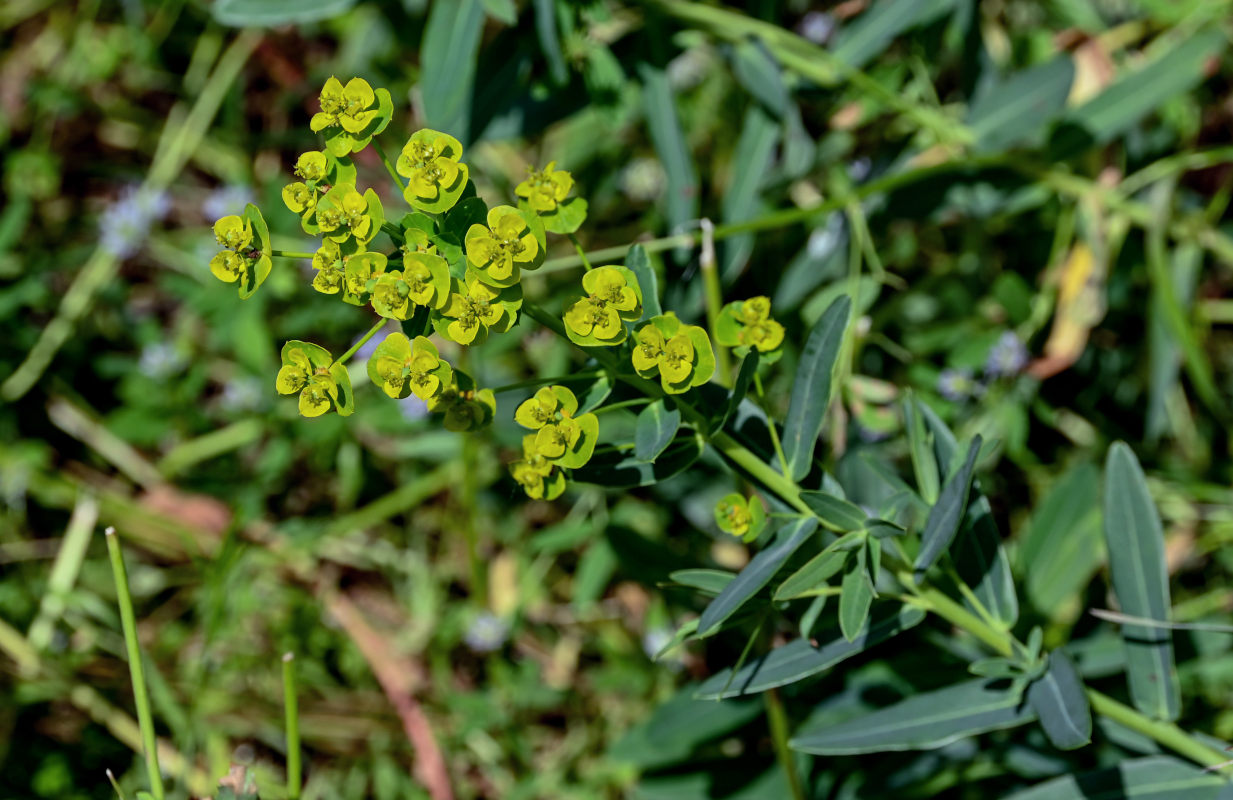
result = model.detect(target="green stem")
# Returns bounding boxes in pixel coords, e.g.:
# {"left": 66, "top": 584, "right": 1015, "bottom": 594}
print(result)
{"left": 593, "top": 397, "right": 652, "bottom": 414}
{"left": 372, "top": 137, "right": 406, "bottom": 193}
{"left": 765, "top": 688, "right": 807, "bottom": 800}
{"left": 1088, "top": 690, "right": 1230, "bottom": 770}
{"left": 460, "top": 432, "right": 486, "bottom": 605}
{"left": 105, "top": 527, "right": 165, "bottom": 800}
{"left": 271, "top": 249, "right": 316, "bottom": 259}
{"left": 491, "top": 370, "right": 604, "bottom": 394}
{"left": 699, "top": 220, "right": 732, "bottom": 386}
{"left": 334, "top": 318, "right": 387, "bottom": 367}
{"left": 754, "top": 373, "right": 790, "bottom": 477}
{"left": 282, "top": 652, "right": 302, "bottom": 799}
{"left": 568, "top": 232, "right": 594, "bottom": 271}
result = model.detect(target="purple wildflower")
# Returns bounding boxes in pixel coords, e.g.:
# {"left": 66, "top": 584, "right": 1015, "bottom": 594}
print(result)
{"left": 938, "top": 367, "right": 977, "bottom": 402}
{"left": 464, "top": 612, "right": 510, "bottom": 654}
{"left": 100, "top": 186, "right": 171, "bottom": 258}
{"left": 985, "top": 331, "right": 1028, "bottom": 378}
{"left": 203, "top": 185, "right": 255, "bottom": 221}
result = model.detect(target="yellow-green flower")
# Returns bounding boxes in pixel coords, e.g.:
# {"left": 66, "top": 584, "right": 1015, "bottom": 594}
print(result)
{"left": 465, "top": 205, "right": 541, "bottom": 287}
{"left": 509, "top": 435, "right": 566, "bottom": 500}
{"left": 311, "top": 240, "right": 344, "bottom": 294}
{"left": 367, "top": 333, "right": 453, "bottom": 401}
{"left": 717, "top": 296, "right": 785, "bottom": 355}
{"left": 311, "top": 77, "right": 379, "bottom": 135}
{"left": 562, "top": 266, "right": 642, "bottom": 347}
{"left": 714, "top": 493, "right": 766, "bottom": 541}
{"left": 512, "top": 385, "right": 598, "bottom": 470}
{"left": 209, "top": 250, "right": 247, "bottom": 283}
{"left": 632, "top": 314, "right": 716, "bottom": 394}
{"left": 281, "top": 182, "right": 317, "bottom": 216}
{"left": 427, "top": 371, "right": 496, "bottom": 432}
{"left": 209, "top": 206, "right": 272, "bottom": 298}
{"left": 213, "top": 215, "right": 252, "bottom": 251}
{"left": 317, "top": 183, "right": 373, "bottom": 243}
{"left": 275, "top": 340, "right": 354, "bottom": 417}
{"left": 515, "top": 161, "right": 574, "bottom": 213}
{"left": 435, "top": 275, "right": 522, "bottom": 346}
{"left": 397, "top": 129, "right": 469, "bottom": 214}
{"left": 341, "top": 251, "right": 387, "bottom": 306}
{"left": 514, "top": 386, "right": 575, "bottom": 429}
{"left": 369, "top": 251, "right": 449, "bottom": 320}
{"left": 294, "top": 151, "right": 328, "bottom": 182}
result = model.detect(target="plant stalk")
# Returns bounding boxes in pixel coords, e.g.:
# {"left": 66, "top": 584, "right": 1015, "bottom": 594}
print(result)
{"left": 765, "top": 688, "right": 807, "bottom": 800}
{"left": 283, "top": 652, "right": 302, "bottom": 799}
{"left": 334, "top": 318, "right": 388, "bottom": 367}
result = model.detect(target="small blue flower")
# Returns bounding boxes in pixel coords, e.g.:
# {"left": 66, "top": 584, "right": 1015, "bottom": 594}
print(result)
{"left": 203, "top": 185, "right": 255, "bottom": 221}
{"left": 464, "top": 612, "right": 509, "bottom": 654}
{"left": 985, "top": 331, "right": 1028, "bottom": 378}
{"left": 100, "top": 186, "right": 170, "bottom": 258}
{"left": 642, "top": 627, "right": 673, "bottom": 660}
{"left": 938, "top": 367, "right": 978, "bottom": 402}
{"left": 138, "top": 342, "right": 185, "bottom": 379}
{"left": 797, "top": 11, "right": 835, "bottom": 44}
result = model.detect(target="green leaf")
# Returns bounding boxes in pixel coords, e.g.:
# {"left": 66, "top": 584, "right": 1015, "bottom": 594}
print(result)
{"left": 695, "top": 605, "right": 925, "bottom": 699}
{"left": 572, "top": 432, "right": 702, "bottom": 489}
{"left": 541, "top": 196, "right": 588, "bottom": 235}
{"left": 967, "top": 57, "right": 1074, "bottom": 152}
{"left": 903, "top": 393, "right": 939, "bottom": 504}
{"left": 800, "top": 490, "right": 868, "bottom": 532}
{"left": 782, "top": 294, "right": 851, "bottom": 480}
{"left": 731, "top": 38, "right": 789, "bottom": 118}
{"left": 625, "top": 244, "right": 660, "bottom": 320}
{"left": 481, "top": 0, "right": 517, "bottom": 24}
{"left": 573, "top": 372, "right": 613, "bottom": 415}
{"left": 420, "top": 0, "right": 485, "bottom": 142}
{"left": 329, "top": 362, "right": 354, "bottom": 417}
{"left": 611, "top": 683, "right": 762, "bottom": 769}
{"left": 532, "top": 0, "right": 568, "bottom": 85}
{"left": 1050, "top": 28, "right": 1226, "bottom": 158}
{"left": 716, "top": 350, "right": 759, "bottom": 432}
{"left": 443, "top": 197, "right": 489, "bottom": 241}
{"left": 668, "top": 569, "right": 736, "bottom": 596}
{"left": 212, "top": 0, "right": 355, "bottom": 25}
{"left": 635, "top": 399, "right": 681, "bottom": 462}
{"left": 638, "top": 58, "right": 698, "bottom": 247}
{"left": 721, "top": 104, "right": 780, "bottom": 279}
{"left": 1003, "top": 756, "right": 1233, "bottom": 800}
{"left": 773, "top": 547, "right": 847, "bottom": 602}
{"left": 556, "top": 412, "right": 598, "bottom": 469}
{"left": 1103, "top": 442, "right": 1180, "bottom": 721}
{"left": 839, "top": 540, "right": 874, "bottom": 642}
{"left": 790, "top": 678, "right": 1034, "bottom": 755}
{"left": 799, "top": 594, "right": 827, "bottom": 640}
{"left": 914, "top": 435, "right": 982, "bottom": 577}
{"left": 1019, "top": 463, "right": 1103, "bottom": 621}
{"left": 830, "top": 0, "right": 957, "bottom": 69}
{"left": 1027, "top": 651, "right": 1092, "bottom": 751}
{"left": 696, "top": 518, "right": 818, "bottom": 638}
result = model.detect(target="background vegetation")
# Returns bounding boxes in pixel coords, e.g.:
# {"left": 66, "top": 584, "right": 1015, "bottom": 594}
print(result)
{"left": 2, "top": 0, "right": 1232, "bottom": 797}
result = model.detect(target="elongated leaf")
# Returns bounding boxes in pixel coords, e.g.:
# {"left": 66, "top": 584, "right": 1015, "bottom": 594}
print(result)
{"left": 625, "top": 244, "right": 661, "bottom": 320}
{"left": 212, "top": 0, "right": 355, "bottom": 25}
{"left": 1004, "top": 756, "right": 1233, "bottom": 800}
{"left": 839, "top": 542, "right": 874, "bottom": 642}
{"left": 668, "top": 569, "right": 735, "bottom": 595}
{"left": 421, "top": 0, "right": 485, "bottom": 142}
{"left": 697, "top": 518, "right": 818, "bottom": 637}
{"left": 918, "top": 402, "right": 1018, "bottom": 626}
{"left": 831, "top": 0, "right": 957, "bottom": 69}
{"left": 717, "top": 351, "right": 759, "bottom": 431}
{"left": 611, "top": 683, "right": 762, "bottom": 769}
{"left": 782, "top": 295, "right": 851, "bottom": 480}
{"left": 800, "top": 490, "right": 867, "bottom": 532}
{"left": 774, "top": 549, "right": 847, "bottom": 601}
{"left": 1051, "top": 28, "right": 1226, "bottom": 157}
{"left": 790, "top": 678, "right": 1034, "bottom": 755}
{"left": 1103, "top": 442, "right": 1180, "bottom": 721}
{"left": 1019, "top": 463, "right": 1103, "bottom": 620}
{"left": 696, "top": 605, "right": 925, "bottom": 699}
{"left": 1027, "top": 651, "right": 1091, "bottom": 750}
{"left": 572, "top": 432, "right": 702, "bottom": 488}
{"left": 914, "top": 436, "right": 982, "bottom": 576}
{"left": 731, "top": 38, "right": 789, "bottom": 117}
{"left": 722, "top": 105, "right": 779, "bottom": 280}
{"left": 903, "top": 395, "right": 939, "bottom": 504}
{"left": 638, "top": 59, "right": 698, "bottom": 249}
{"left": 967, "top": 57, "right": 1074, "bottom": 152}
{"left": 532, "top": 0, "right": 567, "bottom": 85}
{"left": 635, "top": 399, "right": 681, "bottom": 462}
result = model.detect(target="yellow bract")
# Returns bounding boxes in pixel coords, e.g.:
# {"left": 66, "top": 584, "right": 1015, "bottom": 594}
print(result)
{"left": 311, "top": 76, "right": 378, "bottom": 134}
{"left": 515, "top": 161, "right": 574, "bottom": 213}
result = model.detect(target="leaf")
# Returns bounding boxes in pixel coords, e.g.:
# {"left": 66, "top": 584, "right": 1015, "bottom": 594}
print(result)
{"left": 966, "top": 57, "right": 1074, "bottom": 152}
{"left": 1103, "top": 442, "right": 1180, "bottom": 721}
{"left": 731, "top": 38, "right": 789, "bottom": 118}
{"left": 799, "top": 594, "right": 827, "bottom": 640}
{"left": 668, "top": 569, "right": 736, "bottom": 595}
{"left": 420, "top": 0, "right": 485, "bottom": 142}
{"left": 782, "top": 294, "right": 851, "bottom": 481}
{"left": 696, "top": 517, "right": 818, "bottom": 638}
{"left": 532, "top": 0, "right": 568, "bottom": 85}
{"left": 830, "top": 0, "right": 958, "bottom": 69}
{"left": 572, "top": 432, "right": 702, "bottom": 489}
{"left": 1027, "top": 651, "right": 1092, "bottom": 751}
{"left": 625, "top": 244, "right": 660, "bottom": 320}
{"left": 1050, "top": 28, "right": 1226, "bottom": 158}
{"left": 1003, "top": 756, "right": 1233, "bottom": 800}
{"left": 635, "top": 399, "right": 681, "bottom": 462}
{"left": 903, "top": 393, "right": 939, "bottom": 504}
{"left": 696, "top": 605, "right": 925, "bottom": 700}
{"left": 212, "top": 0, "right": 355, "bottom": 25}
{"left": 773, "top": 548, "right": 847, "bottom": 602}
{"left": 914, "top": 435, "right": 982, "bottom": 577}
{"left": 712, "top": 350, "right": 759, "bottom": 433}
{"left": 637, "top": 59, "right": 698, "bottom": 249}
{"left": 611, "top": 683, "right": 762, "bottom": 769}
{"left": 839, "top": 541, "right": 874, "bottom": 642}
{"left": 721, "top": 104, "right": 779, "bottom": 280}
{"left": 481, "top": 0, "right": 516, "bottom": 25}
{"left": 800, "top": 490, "right": 868, "bottom": 532}
{"left": 790, "top": 678, "right": 1035, "bottom": 755}
{"left": 1018, "top": 463, "right": 1103, "bottom": 621}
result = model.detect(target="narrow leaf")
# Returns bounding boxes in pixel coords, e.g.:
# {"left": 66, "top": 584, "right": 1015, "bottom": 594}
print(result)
{"left": 1103, "top": 442, "right": 1180, "bottom": 721}
{"left": 773, "top": 549, "right": 847, "bottom": 601}
{"left": 625, "top": 244, "right": 661, "bottom": 320}
{"left": 696, "top": 605, "right": 925, "bottom": 699}
{"left": 532, "top": 0, "right": 567, "bottom": 85}
{"left": 790, "top": 678, "right": 1034, "bottom": 755}
{"left": 696, "top": 517, "right": 818, "bottom": 637}
{"left": 668, "top": 568, "right": 735, "bottom": 596}
{"left": 782, "top": 295, "right": 851, "bottom": 480}
{"left": 635, "top": 399, "right": 681, "bottom": 462}
{"left": 967, "top": 57, "right": 1074, "bottom": 152}
{"left": 572, "top": 433, "right": 702, "bottom": 489}
{"left": 421, "top": 0, "right": 485, "bottom": 142}
{"left": 1003, "top": 756, "right": 1232, "bottom": 800}
{"left": 212, "top": 0, "right": 355, "bottom": 25}
{"left": 914, "top": 435, "right": 982, "bottom": 576}
{"left": 731, "top": 38, "right": 789, "bottom": 117}
{"left": 717, "top": 350, "right": 759, "bottom": 431}
{"left": 903, "top": 395, "right": 940, "bottom": 504}
{"left": 839, "top": 542, "right": 874, "bottom": 642}
{"left": 800, "top": 490, "right": 868, "bottom": 532}
{"left": 1027, "top": 651, "right": 1092, "bottom": 751}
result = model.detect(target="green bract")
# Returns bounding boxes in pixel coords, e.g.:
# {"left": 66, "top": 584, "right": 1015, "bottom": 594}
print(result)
{"left": 342, "top": 251, "right": 387, "bottom": 306}
{"left": 315, "top": 183, "right": 383, "bottom": 245}
{"left": 310, "top": 238, "right": 361, "bottom": 295}
{"left": 464, "top": 205, "right": 543, "bottom": 287}
{"left": 508, "top": 435, "right": 566, "bottom": 501}
{"left": 275, "top": 340, "right": 354, "bottom": 418}
{"left": 310, "top": 76, "right": 393, "bottom": 157}
{"left": 716, "top": 295, "right": 786, "bottom": 358}
{"left": 513, "top": 386, "right": 599, "bottom": 471}
{"left": 631, "top": 314, "right": 715, "bottom": 394}
{"left": 514, "top": 161, "right": 589, "bottom": 235}
{"left": 366, "top": 333, "right": 453, "bottom": 401}
{"left": 397, "top": 129, "right": 469, "bottom": 214}
{"left": 209, "top": 204, "right": 272, "bottom": 299}
{"left": 433, "top": 274, "right": 522, "bottom": 346}
{"left": 715, "top": 493, "right": 767, "bottom": 542}
{"left": 562, "top": 266, "right": 643, "bottom": 347}
{"left": 427, "top": 370, "right": 495, "bottom": 432}
{"left": 283, "top": 151, "right": 356, "bottom": 235}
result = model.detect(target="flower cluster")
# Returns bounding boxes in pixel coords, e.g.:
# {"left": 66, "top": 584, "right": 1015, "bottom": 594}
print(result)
{"left": 563, "top": 266, "right": 643, "bottom": 346}
{"left": 514, "top": 161, "right": 588, "bottom": 234}
{"left": 508, "top": 386, "right": 599, "bottom": 499}
{"left": 209, "top": 205, "right": 272, "bottom": 298}
{"left": 275, "top": 341, "right": 354, "bottom": 418}
{"left": 714, "top": 493, "right": 767, "bottom": 542}
{"left": 311, "top": 76, "right": 393, "bottom": 157}
{"left": 632, "top": 314, "right": 716, "bottom": 394}
{"left": 716, "top": 296, "right": 785, "bottom": 357}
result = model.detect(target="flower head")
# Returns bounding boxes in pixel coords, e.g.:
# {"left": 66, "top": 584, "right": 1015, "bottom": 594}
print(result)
{"left": 515, "top": 161, "right": 574, "bottom": 214}
{"left": 716, "top": 296, "right": 785, "bottom": 354}
{"left": 427, "top": 370, "right": 496, "bottom": 432}
{"left": 562, "top": 266, "right": 642, "bottom": 346}
{"left": 436, "top": 275, "right": 522, "bottom": 346}
{"left": 209, "top": 206, "right": 272, "bottom": 297}
{"left": 275, "top": 341, "right": 353, "bottom": 418}
{"left": 714, "top": 493, "right": 765, "bottom": 540}
{"left": 509, "top": 435, "right": 566, "bottom": 500}
{"left": 984, "top": 331, "right": 1028, "bottom": 378}
{"left": 312, "top": 77, "right": 378, "bottom": 133}
{"left": 397, "top": 129, "right": 469, "bottom": 214}
{"left": 465, "top": 205, "right": 541, "bottom": 287}
{"left": 937, "top": 367, "right": 979, "bottom": 402}
{"left": 632, "top": 315, "right": 715, "bottom": 394}
{"left": 367, "top": 333, "right": 453, "bottom": 401}
{"left": 100, "top": 186, "right": 170, "bottom": 259}
{"left": 464, "top": 611, "right": 510, "bottom": 653}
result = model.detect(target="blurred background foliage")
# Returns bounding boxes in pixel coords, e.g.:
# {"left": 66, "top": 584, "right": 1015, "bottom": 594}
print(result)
{"left": 1, "top": 0, "right": 1232, "bottom": 797}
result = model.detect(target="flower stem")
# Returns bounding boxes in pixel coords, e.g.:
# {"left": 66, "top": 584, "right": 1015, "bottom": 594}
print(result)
{"left": 372, "top": 137, "right": 405, "bottom": 193}
{"left": 334, "top": 318, "right": 387, "bottom": 367}
{"left": 567, "top": 232, "right": 594, "bottom": 271}
{"left": 282, "top": 652, "right": 302, "bottom": 799}
{"left": 765, "top": 688, "right": 806, "bottom": 800}
{"left": 754, "top": 373, "right": 790, "bottom": 477}
{"left": 491, "top": 370, "right": 605, "bottom": 394}
{"left": 1088, "top": 690, "right": 1230, "bottom": 770}
{"left": 698, "top": 219, "right": 732, "bottom": 386}
{"left": 271, "top": 249, "right": 316, "bottom": 259}
{"left": 104, "top": 527, "right": 165, "bottom": 800}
